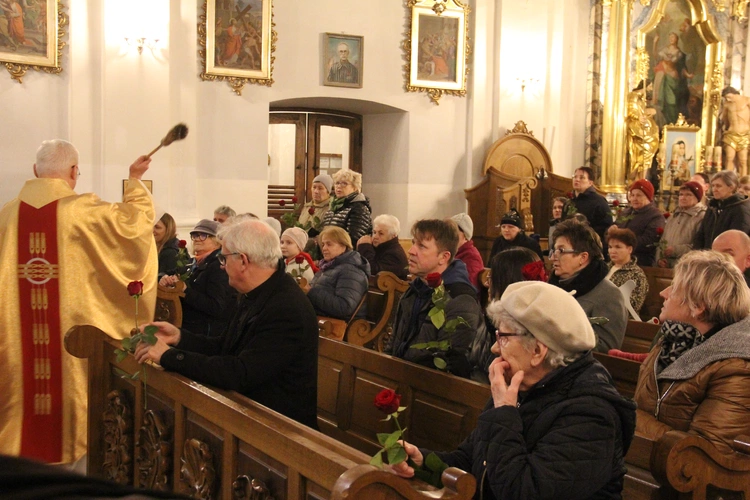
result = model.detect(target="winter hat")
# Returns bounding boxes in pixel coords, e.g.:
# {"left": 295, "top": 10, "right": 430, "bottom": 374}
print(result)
{"left": 629, "top": 179, "right": 655, "bottom": 201}
{"left": 490, "top": 281, "right": 596, "bottom": 355}
{"left": 313, "top": 174, "right": 334, "bottom": 194}
{"left": 450, "top": 213, "right": 474, "bottom": 240}
{"left": 282, "top": 227, "right": 309, "bottom": 253}
{"left": 191, "top": 219, "right": 220, "bottom": 237}
{"left": 501, "top": 209, "right": 523, "bottom": 229}
{"left": 680, "top": 180, "right": 704, "bottom": 202}
{"left": 263, "top": 217, "right": 282, "bottom": 237}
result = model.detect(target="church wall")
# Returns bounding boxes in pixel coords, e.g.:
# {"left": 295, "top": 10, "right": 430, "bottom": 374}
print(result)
{"left": 0, "top": 0, "right": 594, "bottom": 239}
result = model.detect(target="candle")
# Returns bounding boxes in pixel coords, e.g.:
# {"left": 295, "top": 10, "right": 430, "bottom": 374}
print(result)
{"left": 714, "top": 146, "right": 722, "bottom": 166}
{"left": 705, "top": 145, "right": 713, "bottom": 165}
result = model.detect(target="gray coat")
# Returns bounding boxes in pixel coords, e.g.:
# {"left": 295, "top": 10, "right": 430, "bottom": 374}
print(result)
{"left": 307, "top": 250, "right": 370, "bottom": 320}
{"left": 655, "top": 203, "right": 706, "bottom": 265}
{"left": 575, "top": 278, "right": 628, "bottom": 353}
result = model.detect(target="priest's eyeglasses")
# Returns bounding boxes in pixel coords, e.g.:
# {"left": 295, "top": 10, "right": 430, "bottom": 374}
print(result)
{"left": 495, "top": 330, "right": 526, "bottom": 346}
{"left": 217, "top": 252, "right": 241, "bottom": 266}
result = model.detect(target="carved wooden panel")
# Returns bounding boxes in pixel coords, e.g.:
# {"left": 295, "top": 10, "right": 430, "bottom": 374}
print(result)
{"left": 136, "top": 409, "right": 172, "bottom": 491}
{"left": 236, "top": 440, "right": 288, "bottom": 500}
{"left": 102, "top": 390, "right": 133, "bottom": 484}
{"left": 232, "top": 474, "right": 273, "bottom": 499}
{"left": 181, "top": 438, "right": 216, "bottom": 499}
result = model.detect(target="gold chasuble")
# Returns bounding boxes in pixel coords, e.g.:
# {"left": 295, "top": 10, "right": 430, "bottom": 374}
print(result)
{"left": 0, "top": 177, "right": 157, "bottom": 465}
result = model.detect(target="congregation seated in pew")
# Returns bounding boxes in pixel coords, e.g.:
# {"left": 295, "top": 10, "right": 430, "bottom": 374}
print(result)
{"left": 305, "top": 226, "right": 370, "bottom": 320}
{"left": 135, "top": 218, "right": 320, "bottom": 429}
{"left": 549, "top": 219, "right": 628, "bottom": 352}
{"left": 391, "top": 282, "right": 636, "bottom": 499}
{"left": 355, "top": 213, "right": 409, "bottom": 280}
{"left": 634, "top": 250, "right": 750, "bottom": 455}
{"left": 385, "top": 219, "right": 482, "bottom": 378}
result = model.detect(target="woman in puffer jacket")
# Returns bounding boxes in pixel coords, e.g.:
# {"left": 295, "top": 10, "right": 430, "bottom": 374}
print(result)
{"left": 320, "top": 169, "right": 373, "bottom": 247}
{"left": 305, "top": 226, "right": 370, "bottom": 320}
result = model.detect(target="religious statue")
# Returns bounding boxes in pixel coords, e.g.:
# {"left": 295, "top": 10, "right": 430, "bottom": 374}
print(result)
{"left": 626, "top": 91, "right": 659, "bottom": 182}
{"left": 721, "top": 86, "right": 750, "bottom": 176}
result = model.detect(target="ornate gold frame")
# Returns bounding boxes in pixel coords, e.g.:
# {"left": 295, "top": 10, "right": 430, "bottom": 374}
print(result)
{"left": 1, "top": 0, "right": 67, "bottom": 83}
{"left": 403, "top": 0, "right": 470, "bottom": 105}
{"left": 198, "top": 0, "right": 276, "bottom": 96}
{"left": 599, "top": 0, "right": 723, "bottom": 192}
{"left": 660, "top": 114, "right": 701, "bottom": 192}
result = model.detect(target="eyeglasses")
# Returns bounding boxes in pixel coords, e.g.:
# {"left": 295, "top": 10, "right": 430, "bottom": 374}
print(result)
{"left": 495, "top": 330, "right": 527, "bottom": 347}
{"left": 550, "top": 247, "right": 580, "bottom": 258}
{"left": 217, "top": 252, "right": 241, "bottom": 265}
{"left": 190, "top": 233, "right": 210, "bottom": 242}
{"left": 334, "top": 181, "right": 350, "bottom": 187}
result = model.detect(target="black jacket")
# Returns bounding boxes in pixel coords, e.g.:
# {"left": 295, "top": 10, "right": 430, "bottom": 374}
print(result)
{"left": 321, "top": 191, "right": 373, "bottom": 246}
{"left": 616, "top": 202, "right": 665, "bottom": 267}
{"left": 158, "top": 237, "right": 180, "bottom": 278}
{"left": 161, "top": 263, "right": 319, "bottom": 429}
{"left": 425, "top": 353, "right": 636, "bottom": 499}
{"left": 181, "top": 248, "right": 237, "bottom": 337}
{"left": 357, "top": 236, "right": 409, "bottom": 280}
{"left": 307, "top": 250, "right": 370, "bottom": 320}
{"left": 693, "top": 193, "right": 750, "bottom": 249}
{"left": 565, "top": 186, "right": 613, "bottom": 242}
{"left": 489, "top": 232, "right": 543, "bottom": 261}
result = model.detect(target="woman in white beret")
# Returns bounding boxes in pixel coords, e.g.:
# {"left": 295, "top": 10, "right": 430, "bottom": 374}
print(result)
{"left": 391, "top": 281, "right": 636, "bottom": 499}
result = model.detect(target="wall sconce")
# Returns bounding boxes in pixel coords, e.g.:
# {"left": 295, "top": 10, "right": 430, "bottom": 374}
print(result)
{"left": 124, "top": 37, "right": 159, "bottom": 54}
{"left": 517, "top": 77, "right": 539, "bottom": 93}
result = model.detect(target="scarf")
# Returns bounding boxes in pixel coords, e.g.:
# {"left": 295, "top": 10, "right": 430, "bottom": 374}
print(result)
{"left": 657, "top": 321, "right": 705, "bottom": 373}
{"left": 548, "top": 259, "right": 609, "bottom": 298}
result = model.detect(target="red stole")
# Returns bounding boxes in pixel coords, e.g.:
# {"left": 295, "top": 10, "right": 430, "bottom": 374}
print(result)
{"left": 17, "top": 201, "right": 63, "bottom": 463}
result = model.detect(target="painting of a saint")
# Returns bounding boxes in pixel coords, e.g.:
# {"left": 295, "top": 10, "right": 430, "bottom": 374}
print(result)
{"left": 416, "top": 15, "right": 458, "bottom": 83}
{"left": 0, "top": 0, "right": 49, "bottom": 58}
{"left": 644, "top": 0, "right": 706, "bottom": 127}
{"left": 213, "top": 0, "right": 263, "bottom": 72}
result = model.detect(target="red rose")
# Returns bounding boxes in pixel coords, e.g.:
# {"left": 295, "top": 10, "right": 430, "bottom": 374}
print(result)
{"left": 663, "top": 212, "right": 670, "bottom": 219}
{"left": 425, "top": 272, "right": 442, "bottom": 288}
{"left": 656, "top": 227, "right": 664, "bottom": 235}
{"left": 127, "top": 281, "right": 144, "bottom": 297}
{"left": 295, "top": 254, "right": 305, "bottom": 264}
{"left": 291, "top": 196, "right": 298, "bottom": 203}
{"left": 308, "top": 207, "right": 316, "bottom": 215}
{"left": 566, "top": 191, "right": 574, "bottom": 199}
{"left": 178, "top": 239, "right": 187, "bottom": 248}
{"left": 373, "top": 389, "right": 401, "bottom": 415}
{"left": 612, "top": 199, "right": 620, "bottom": 207}
{"left": 279, "top": 199, "right": 286, "bottom": 207}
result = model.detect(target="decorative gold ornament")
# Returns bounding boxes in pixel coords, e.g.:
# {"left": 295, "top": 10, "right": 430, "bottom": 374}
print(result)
{"left": 2, "top": 0, "right": 67, "bottom": 83}
{"left": 505, "top": 120, "right": 534, "bottom": 137}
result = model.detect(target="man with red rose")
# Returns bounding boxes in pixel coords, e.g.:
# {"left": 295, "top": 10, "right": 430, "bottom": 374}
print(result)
{"left": 384, "top": 219, "right": 482, "bottom": 378}
{"left": 0, "top": 139, "right": 157, "bottom": 470}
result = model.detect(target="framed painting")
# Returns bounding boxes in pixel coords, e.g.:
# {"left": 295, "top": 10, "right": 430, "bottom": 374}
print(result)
{"left": 323, "top": 33, "right": 363, "bottom": 88}
{"left": 662, "top": 115, "right": 700, "bottom": 190}
{"left": 198, "top": 0, "right": 276, "bottom": 96}
{"left": 404, "top": 0, "right": 470, "bottom": 105}
{"left": 0, "top": 0, "right": 66, "bottom": 83}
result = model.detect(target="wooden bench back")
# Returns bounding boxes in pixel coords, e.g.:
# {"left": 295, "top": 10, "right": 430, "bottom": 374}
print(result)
{"left": 639, "top": 266, "right": 673, "bottom": 321}
{"left": 155, "top": 281, "right": 186, "bottom": 327}
{"left": 64, "top": 326, "right": 476, "bottom": 500}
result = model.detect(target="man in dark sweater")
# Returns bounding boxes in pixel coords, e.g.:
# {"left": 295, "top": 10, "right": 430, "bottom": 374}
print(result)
{"left": 565, "top": 167, "right": 612, "bottom": 246}
{"left": 135, "top": 219, "right": 319, "bottom": 429}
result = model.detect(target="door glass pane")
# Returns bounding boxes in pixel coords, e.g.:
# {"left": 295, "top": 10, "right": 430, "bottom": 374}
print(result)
{"left": 319, "top": 125, "right": 350, "bottom": 176}
{"left": 268, "top": 123, "right": 297, "bottom": 185}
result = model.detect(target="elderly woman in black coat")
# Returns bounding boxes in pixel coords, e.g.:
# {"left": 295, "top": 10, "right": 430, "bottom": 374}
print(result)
{"left": 305, "top": 226, "right": 370, "bottom": 319}
{"left": 611, "top": 179, "right": 665, "bottom": 267}
{"left": 693, "top": 170, "right": 750, "bottom": 249}
{"left": 391, "top": 282, "right": 636, "bottom": 499}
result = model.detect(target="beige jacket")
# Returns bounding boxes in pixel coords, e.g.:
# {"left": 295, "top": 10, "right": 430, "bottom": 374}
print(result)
{"left": 655, "top": 203, "right": 706, "bottom": 266}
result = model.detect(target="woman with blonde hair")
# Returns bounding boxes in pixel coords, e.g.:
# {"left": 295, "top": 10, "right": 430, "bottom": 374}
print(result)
{"left": 635, "top": 250, "right": 750, "bottom": 454}
{"left": 320, "top": 169, "right": 372, "bottom": 246}
{"left": 306, "top": 226, "right": 370, "bottom": 320}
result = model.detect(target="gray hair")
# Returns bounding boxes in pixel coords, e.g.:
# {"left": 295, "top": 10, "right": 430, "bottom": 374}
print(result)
{"left": 333, "top": 169, "right": 362, "bottom": 192}
{"left": 35, "top": 139, "right": 79, "bottom": 178}
{"left": 218, "top": 219, "right": 282, "bottom": 269}
{"left": 214, "top": 205, "right": 236, "bottom": 217}
{"left": 488, "top": 305, "right": 582, "bottom": 369}
{"left": 373, "top": 214, "right": 400, "bottom": 238}
{"left": 711, "top": 170, "right": 739, "bottom": 191}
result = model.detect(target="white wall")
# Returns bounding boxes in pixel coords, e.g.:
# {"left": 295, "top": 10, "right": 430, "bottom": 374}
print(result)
{"left": 0, "top": 0, "right": 593, "bottom": 237}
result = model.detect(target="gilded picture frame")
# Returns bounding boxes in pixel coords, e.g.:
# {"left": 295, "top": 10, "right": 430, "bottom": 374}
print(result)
{"left": 661, "top": 116, "right": 701, "bottom": 191}
{"left": 0, "top": 0, "right": 66, "bottom": 83}
{"left": 198, "top": 0, "right": 276, "bottom": 96}
{"left": 404, "top": 0, "right": 470, "bottom": 105}
{"left": 323, "top": 33, "right": 363, "bottom": 89}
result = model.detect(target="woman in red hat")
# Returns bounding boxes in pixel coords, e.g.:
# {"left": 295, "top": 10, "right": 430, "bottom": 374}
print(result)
{"left": 609, "top": 179, "right": 665, "bottom": 267}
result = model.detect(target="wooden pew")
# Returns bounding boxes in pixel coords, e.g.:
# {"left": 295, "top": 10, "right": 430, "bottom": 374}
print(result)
{"left": 64, "top": 325, "right": 476, "bottom": 500}
{"left": 318, "top": 272, "right": 409, "bottom": 351}
{"left": 621, "top": 320, "right": 660, "bottom": 353}
{"left": 639, "top": 266, "right": 674, "bottom": 321}
{"left": 624, "top": 431, "right": 750, "bottom": 499}
{"left": 155, "top": 281, "right": 186, "bottom": 327}
{"left": 317, "top": 337, "right": 491, "bottom": 455}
